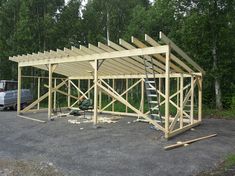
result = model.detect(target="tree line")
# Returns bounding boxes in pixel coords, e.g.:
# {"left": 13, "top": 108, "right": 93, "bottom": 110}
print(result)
{"left": 0, "top": 0, "right": 234, "bottom": 110}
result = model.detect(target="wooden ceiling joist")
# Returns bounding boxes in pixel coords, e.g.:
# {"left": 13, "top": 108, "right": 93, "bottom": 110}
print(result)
{"left": 80, "top": 44, "right": 138, "bottom": 75}
{"left": 88, "top": 44, "right": 143, "bottom": 75}
{"left": 144, "top": 34, "right": 193, "bottom": 73}
{"left": 107, "top": 40, "right": 155, "bottom": 73}
{"left": 118, "top": 38, "right": 165, "bottom": 73}
{"left": 96, "top": 43, "right": 144, "bottom": 74}
{"left": 9, "top": 32, "right": 204, "bottom": 79}
{"left": 159, "top": 32, "right": 205, "bottom": 74}
{"left": 131, "top": 36, "right": 183, "bottom": 73}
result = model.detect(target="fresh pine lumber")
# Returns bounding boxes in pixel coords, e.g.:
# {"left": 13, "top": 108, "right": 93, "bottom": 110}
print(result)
{"left": 164, "top": 134, "right": 217, "bottom": 150}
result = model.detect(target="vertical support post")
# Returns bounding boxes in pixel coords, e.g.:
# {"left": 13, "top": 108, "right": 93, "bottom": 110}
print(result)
{"left": 17, "top": 66, "right": 22, "bottom": 115}
{"left": 48, "top": 64, "right": 53, "bottom": 120}
{"left": 159, "top": 78, "right": 162, "bottom": 104}
{"left": 99, "top": 88, "right": 102, "bottom": 110}
{"left": 198, "top": 76, "right": 202, "bottom": 122}
{"left": 165, "top": 46, "right": 170, "bottom": 138}
{"left": 53, "top": 78, "right": 57, "bottom": 110}
{"left": 190, "top": 76, "right": 194, "bottom": 124}
{"left": 93, "top": 59, "right": 98, "bottom": 125}
{"left": 112, "top": 79, "right": 115, "bottom": 112}
{"left": 141, "top": 78, "right": 144, "bottom": 113}
{"left": 180, "top": 74, "right": 184, "bottom": 129}
{"left": 88, "top": 79, "right": 91, "bottom": 98}
{"left": 125, "top": 79, "right": 128, "bottom": 113}
{"left": 77, "top": 80, "right": 80, "bottom": 98}
{"left": 176, "top": 77, "right": 179, "bottom": 107}
{"left": 37, "top": 77, "right": 41, "bottom": 110}
{"left": 68, "top": 79, "right": 71, "bottom": 108}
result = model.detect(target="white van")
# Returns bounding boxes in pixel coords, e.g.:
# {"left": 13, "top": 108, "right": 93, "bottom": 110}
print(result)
{"left": 0, "top": 80, "right": 33, "bottom": 110}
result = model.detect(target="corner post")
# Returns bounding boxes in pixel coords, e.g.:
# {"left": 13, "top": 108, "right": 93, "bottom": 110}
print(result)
{"left": 141, "top": 78, "right": 144, "bottom": 113}
{"left": 112, "top": 79, "right": 115, "bottom": 112}
{"left": 165, "top": 45, "right": 170, "bottom": 138}
{"left": 93, "top": 59, "right": 98, "bottom": 125}
{"left": 125, "top": 79, "right": 128, "bottom": 113}
{"left": 48, "top": 64, "right": 53, "bottom": 120}
{"left": 68, "top": 79, "right": 71, "bottom": 108}
{"left": 17, "top": 66, "right": 22, "bottom": 114}
{"left": 53, "top": 78, "right": 57, "bottom": 110}
{"left": 37, "top": 77, "right": 40, "bottom": 110}
{"left": 180, "top": 74, "right": 184, "bottom": 128}
{"left": 190, "top": 76, "right": 194, "bottom": 124}
{"left": 198, "top": 76, "right": 202, "bottom": 121}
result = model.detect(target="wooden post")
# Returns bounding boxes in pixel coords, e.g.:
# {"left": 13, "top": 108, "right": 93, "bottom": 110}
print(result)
{"left": 99, "top": 88, "right": 102, "bottom": 110}
{"left": 88, "top": 79, "right": 91, "bottom": 98}
{"left": 198, "top": 76, "right": 202, "bottom": 121}
{"left": 126, "top": 79, "right": 128, "bottom": 113}
{"left": 48, "top": 64, "right": 52, "bottom": 120}
{"left": 53, "top": 78, "right": 57, "bottom": 110}
{"left": 141, "top": 78, "right": 144, "bottom": 113}
{"left": 68, "top": 79, "right": 71, "bottom": 108}
{"left": 77, "top": 80, "right": 80, "bottom": 98}
{"left": 37, "top": 77, "right": 40, "bottom": 110}
{"left": 191, "top": 76, "right": 194, "bottom": 124}
{"left": 112, "top": 79, "right": 115, "bottom": 112}
{"left": 93, "top": 59, "right": 98, "bottom": 124}
{"left": 17, "top": 66, "right": 22, "bottom": 114}
{"left": 165, "top": 46, "right": 170, "bottom": 138}
{"left": 180, "top": 74, "right": 183, "bottom": 128}
{"left": 159, "top": 78, "right": 162, "bottom": 104}
{"left": 176, "top": 77, "right": 179, "bottom": 107}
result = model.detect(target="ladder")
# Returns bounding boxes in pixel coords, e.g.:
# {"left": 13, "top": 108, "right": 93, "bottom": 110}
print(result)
{"left": 144, "top": 57, "right": 163, "bottom": 123}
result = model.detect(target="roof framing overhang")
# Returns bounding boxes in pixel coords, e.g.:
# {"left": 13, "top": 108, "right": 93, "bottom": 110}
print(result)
{"left": 9, "top": 32, "right": 205, "bottom": 79}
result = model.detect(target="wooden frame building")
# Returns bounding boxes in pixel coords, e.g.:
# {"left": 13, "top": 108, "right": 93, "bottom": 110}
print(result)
{"left": 9, "top": 32, "right": 204, "bottom": 139}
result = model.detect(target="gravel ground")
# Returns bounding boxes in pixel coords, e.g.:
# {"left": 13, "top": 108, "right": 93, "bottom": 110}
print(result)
{"left": 0, "top": 110, "right": 234, "bottom": 176}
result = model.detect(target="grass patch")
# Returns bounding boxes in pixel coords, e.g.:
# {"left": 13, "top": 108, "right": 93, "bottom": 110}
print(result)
{"left": 224, "top": 154, "right": 235, "bottom": 169}
{"left": 197, "top": 154, "right": 235, "bottom": 176}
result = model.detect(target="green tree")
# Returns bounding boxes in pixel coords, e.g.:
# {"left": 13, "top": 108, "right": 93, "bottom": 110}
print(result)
{"left": 82, "top": 0, "right": 150, "bottom": 44}
{"left": 174, "top": 0, "right": 235, "bottom": 109}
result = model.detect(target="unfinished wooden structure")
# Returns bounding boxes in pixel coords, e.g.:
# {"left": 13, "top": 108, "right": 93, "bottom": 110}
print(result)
{"left": 9, "top": 32, "right": 204, "bottom": 139}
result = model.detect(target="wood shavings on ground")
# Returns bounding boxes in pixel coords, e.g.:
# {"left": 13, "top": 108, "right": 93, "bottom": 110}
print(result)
{"left": 68, "top": 119, "right": 81, "bottom": 124}
{"left": 68, "top": 115, "right": 123, "bottom": 125}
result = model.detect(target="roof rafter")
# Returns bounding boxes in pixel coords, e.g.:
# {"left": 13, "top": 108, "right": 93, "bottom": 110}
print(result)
{"left": 145, "top": 34, "right": 193, "bottom": 73}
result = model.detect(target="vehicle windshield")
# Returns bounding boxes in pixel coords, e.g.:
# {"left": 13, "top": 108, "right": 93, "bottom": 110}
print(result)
{"left": 0, "top": 82, "right": 4, "bottom": 92}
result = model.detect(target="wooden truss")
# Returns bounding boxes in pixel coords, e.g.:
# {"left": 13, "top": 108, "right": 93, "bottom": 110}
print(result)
{"left": 10, "top": 32, "right": 204, "bottom": 139}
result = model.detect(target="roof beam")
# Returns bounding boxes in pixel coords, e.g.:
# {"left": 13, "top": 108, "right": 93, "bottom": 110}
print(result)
{"left": 81, "top": 45, "right": 133, "bottom": 75}
{"left": 14, "top": 45, "right": 169, "bottom": 67}
{"left": 131, "top": 36, "right": 183, "bottom": 73}
{"left": 69, "top": 73, "right": 201, "bottom": 80}
{"left": 107, "top": 40, "right": 162, "bottom": 73}
{"left": 145, "top": 34, "right": 193, "bottom": 73}
{"left": 98, "top": 42, "right": 147, "bottom": 74}
{"left": 89, "top": 44, "right": 132, "bottom": 74}
{"left": 159, "top": 31, "right": 205, "bottom": 74}
{"left": 119, "top": 38, "right": 165, "bottom": 73}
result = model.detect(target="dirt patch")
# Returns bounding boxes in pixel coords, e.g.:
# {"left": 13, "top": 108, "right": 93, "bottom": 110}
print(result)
{"left": 0, "top": 159, "right": 63, "bottom": 176}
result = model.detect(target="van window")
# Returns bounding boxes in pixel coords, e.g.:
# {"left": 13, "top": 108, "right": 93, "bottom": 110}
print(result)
{"left": 5, "top": 82, "right": 18, "bottom": 91}
{"left": 0, "top": 82, "right": 4, "bottom": 92}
